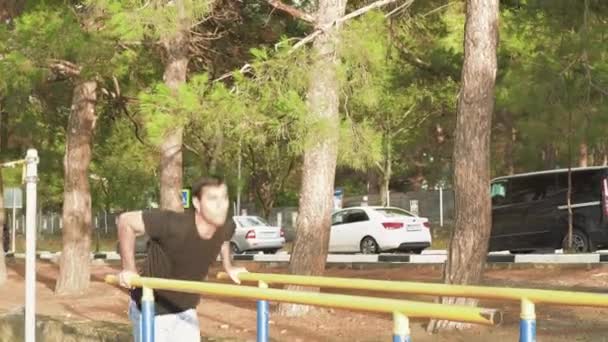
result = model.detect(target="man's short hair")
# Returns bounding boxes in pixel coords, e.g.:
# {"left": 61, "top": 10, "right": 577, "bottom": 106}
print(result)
{"left": 191, "top": 175, "right": 225, "bottom": 201}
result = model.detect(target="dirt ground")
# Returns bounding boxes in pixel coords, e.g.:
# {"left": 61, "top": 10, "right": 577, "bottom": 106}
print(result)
{"left": 3, "top": 259, "right": 608, "bottom": 341}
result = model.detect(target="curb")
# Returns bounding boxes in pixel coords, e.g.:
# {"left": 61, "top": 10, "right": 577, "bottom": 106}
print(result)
{"left": 6, "top": 251, "right": 608, "bottom": 265}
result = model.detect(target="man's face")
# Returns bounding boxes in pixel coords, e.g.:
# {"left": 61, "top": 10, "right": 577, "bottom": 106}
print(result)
{"left": 194, "top": 184, "right": 229, "bottom": 227}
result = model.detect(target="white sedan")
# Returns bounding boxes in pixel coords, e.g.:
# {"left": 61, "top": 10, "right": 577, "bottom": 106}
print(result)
{"left": 330, "top": 206, "right": 432, "bottom": 254}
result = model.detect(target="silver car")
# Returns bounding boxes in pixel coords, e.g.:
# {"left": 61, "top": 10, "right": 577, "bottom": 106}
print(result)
{"left": 230, "top": 216, "right": 285, "bottom": 254}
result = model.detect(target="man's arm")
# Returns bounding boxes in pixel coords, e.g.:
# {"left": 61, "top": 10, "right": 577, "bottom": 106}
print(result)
{"left": 220, "top": 242, "right": 232, "bottom": 270}
{"left": 117, "top": 211, "right": 145, "bottom": 287}
{"left": 220, "top": 241, "right": 247, "bottom": 284}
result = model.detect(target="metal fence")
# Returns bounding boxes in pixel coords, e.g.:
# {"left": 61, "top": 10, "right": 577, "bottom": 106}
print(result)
{"left": 240, "top": 190, "right": 455, "bottom": 228}
{"left": 9, "top": 211, "right": 120, "bottom": 237}
{"left": 7, "top": 189, "right": 454, "bottom": 240}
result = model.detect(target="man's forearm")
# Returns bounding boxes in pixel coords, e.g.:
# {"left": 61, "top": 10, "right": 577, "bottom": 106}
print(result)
{"left": 220, "top": 242, "right": 232, "bottom": 270}
{"left": 118, "top": 218, "right": 137, "bottom": 272}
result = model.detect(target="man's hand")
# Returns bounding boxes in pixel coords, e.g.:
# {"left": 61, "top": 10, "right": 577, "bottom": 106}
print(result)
{"left": 225, "top": 266, "right": 248, "bottom": 284}
{"left": 118, "top": 270, "right": 139, "bottom": 289}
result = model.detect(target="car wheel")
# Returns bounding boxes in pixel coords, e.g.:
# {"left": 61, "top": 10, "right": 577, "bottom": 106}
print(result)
{"left": 360, "top": 237, "right": 379, "bottom": 254}
{"left": 231, "top": 242, "right": 242, "bottom": 255}
{"left": 562, "top": 229, "right": 591, "bottom": 253}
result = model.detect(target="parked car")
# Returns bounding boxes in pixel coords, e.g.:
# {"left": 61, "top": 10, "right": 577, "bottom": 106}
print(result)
{"left": 490, "top": 166, "right": 608, "bottom": 253}
{"left": 329, "top": 206, "right": 432, "bottom": 254}
{"left": 230, "top": 216, "right": 285, "bottom": 254}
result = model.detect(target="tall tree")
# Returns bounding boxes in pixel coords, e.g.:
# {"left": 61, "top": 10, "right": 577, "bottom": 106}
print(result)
{"left": 0, "top": 169, "right": 6, "bottom": 285}
{"left": 55, "top": 80, "right": 98, "bottom": 294}
{"left": 0, "top": 0, "right": 26, "bottom": 287}
{"left": 428, "top": 0, "right": 498, "bottom": 331}
{"left": 158, "top": 0, "right": 190, "bottom": 211}
{"left": 278, "top": 0, "right": 347, "bottom": 317}
{"left": 4, "top": 1, "right": 129, "bottom": 293}
{"left": 90, "top": 0, "right": 215, "bottom": 211}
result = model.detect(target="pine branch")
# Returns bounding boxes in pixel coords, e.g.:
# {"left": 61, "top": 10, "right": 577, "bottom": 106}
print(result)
{"left": 385, "top": 0, "right": 414, "bottom": 18}
{"left": 120, "top": 105, "right": 148, "bottom": 146}
{"left": 213, "top": 63, "right": 253, "bottom": 83}
{"left": 47, "top": 59, "right": 81, "bottom": 77}
{"left": 266, "top": 0, "right": 315, "bottom": 24}
{"left": 390, "top": 34, "right": 432, "bottom": 70}
{"left": 214, "top": 0, "right": 406, "bottom": 81}
{"left": 290, "top": 0, "right": 404, "bottom": 53}
{"left": 183, "top": 142, "right": 201, "bottom": 157}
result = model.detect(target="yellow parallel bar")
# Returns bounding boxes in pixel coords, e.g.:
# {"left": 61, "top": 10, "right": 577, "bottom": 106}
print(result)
{"left": 105, "top": 275, "right": 499, "bottom": 325}
{"left": 216, "top": 272, "right": 608, "bottom": 307}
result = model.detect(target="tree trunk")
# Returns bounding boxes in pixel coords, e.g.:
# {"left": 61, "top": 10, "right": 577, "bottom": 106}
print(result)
{"left": 0, "top": 169, "right": 6, "bottom": 285}
{"left": 500, "top": 110, "right": 515, "bottom": 175}
{"left": 256, "top": 180, "right": 275, "bottom": 219}
{"left": 506, "top": 127, "right": 516, "bottom": 175}
{"left": 380, "top": 134, "right": 392, "bottom": 206}
{"left": 380, "top": 174, "right": 390, "bottom": 206}
{"left": 579, "top": 142, "right": 589, "bottom": 167}
{"left": 208, "top": 131, "right": 224, "bottom": 175}
{"left": 55, "top": 80, "right": 97, "bottom": 295}
{"left": 0, "top": 0, "right": 25, "bottom": 22}
{"left": 159, "top": 26, "right": 189, "bottom": 211}
{"left": 427, "top": 0, "right": 498, "bottom": 332}
{"left": 0, "top": 2, "right": 22, "bottom": 283}
{"left": 408, "top": 168, "right": 425, "bottom": 191}
{"left": 542, "top": 144, "right": 557, "bottom": 169}
{"left": 366, "top": 170, "right": 380, "bottom": 195}
{"left": 0, "top": 106, "right": 8, "bottom": 152}
{"left": 277, "top": 0, "right": 346, "bottom": 317}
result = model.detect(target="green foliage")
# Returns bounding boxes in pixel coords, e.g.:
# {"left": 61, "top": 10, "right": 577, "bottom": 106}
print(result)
{"left": 338, "top": 9, "right": 460, "bottom": 189}
{"left": 88, "top": 0, "right": 213, "bottom": 41}
{"left": 496, "top": 0, "right": 608, "bottom": 173}
{"left": 2, "top": 0, "right": 607, "bottom": 212}
{"left": 91, "top": 119, "right": 158, "bottom": 210}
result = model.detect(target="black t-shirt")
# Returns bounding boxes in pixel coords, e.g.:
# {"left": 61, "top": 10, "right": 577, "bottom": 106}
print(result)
{"left": 130, "top": 209, "right": 234, "bottom": 315}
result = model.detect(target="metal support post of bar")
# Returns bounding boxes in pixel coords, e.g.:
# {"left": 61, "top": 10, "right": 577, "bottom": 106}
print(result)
{"left": 392, "top": 311, "right": 411, "bottom": 342}
{"left": 141, "top": 286, "right": 155, "bottom": 342}
{"left": 257, "top": 281, "right": 269, "bottom": 342}
{"left": 519, "top": 298, "right": 536, "bottom": 342}
{"left": 24, "top": 149, "right": 38, "bottom": 342}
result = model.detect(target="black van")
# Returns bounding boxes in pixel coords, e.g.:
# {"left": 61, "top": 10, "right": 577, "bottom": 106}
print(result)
{"left": 490, "top": 166, "right": 608, "bottom": 253}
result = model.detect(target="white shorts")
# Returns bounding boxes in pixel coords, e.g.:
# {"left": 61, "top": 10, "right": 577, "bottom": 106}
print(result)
{"left": 128, "top": 299, "right": 200, "bottom": 342}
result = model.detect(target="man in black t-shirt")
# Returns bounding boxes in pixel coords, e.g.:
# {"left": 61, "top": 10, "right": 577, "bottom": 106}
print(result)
{"left": 116, "top": 176, "right": 247, "bottom": 342}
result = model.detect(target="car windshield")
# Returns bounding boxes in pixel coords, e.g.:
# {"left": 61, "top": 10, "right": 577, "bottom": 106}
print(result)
{"left": 374, "top": 208, "right": 415, "bottom": 217}
{"left": 236, "top": 216, "right": 269, "bottom": 227}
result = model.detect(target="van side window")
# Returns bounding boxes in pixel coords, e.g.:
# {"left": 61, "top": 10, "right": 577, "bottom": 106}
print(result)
{"left": 509, "top": 176, "right": 553, "bottom": 204}
{"left": 510, "top": 179, "right": 536, "bottom": 204}
{"left": 557, "top": 171, "right": 599, "bottom": 198}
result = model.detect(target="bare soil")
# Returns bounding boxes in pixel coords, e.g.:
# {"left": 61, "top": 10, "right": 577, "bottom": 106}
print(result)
{"left": 2, "top": 259, "right": 608, "bottom": 341}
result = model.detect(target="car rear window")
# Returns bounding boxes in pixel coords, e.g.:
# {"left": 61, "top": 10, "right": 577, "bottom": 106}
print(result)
{"left": 375, "top": 208, "right": 414, "bottom": 217}
{"left": 236, "top": 217, "right": 268, "bottom": 227}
